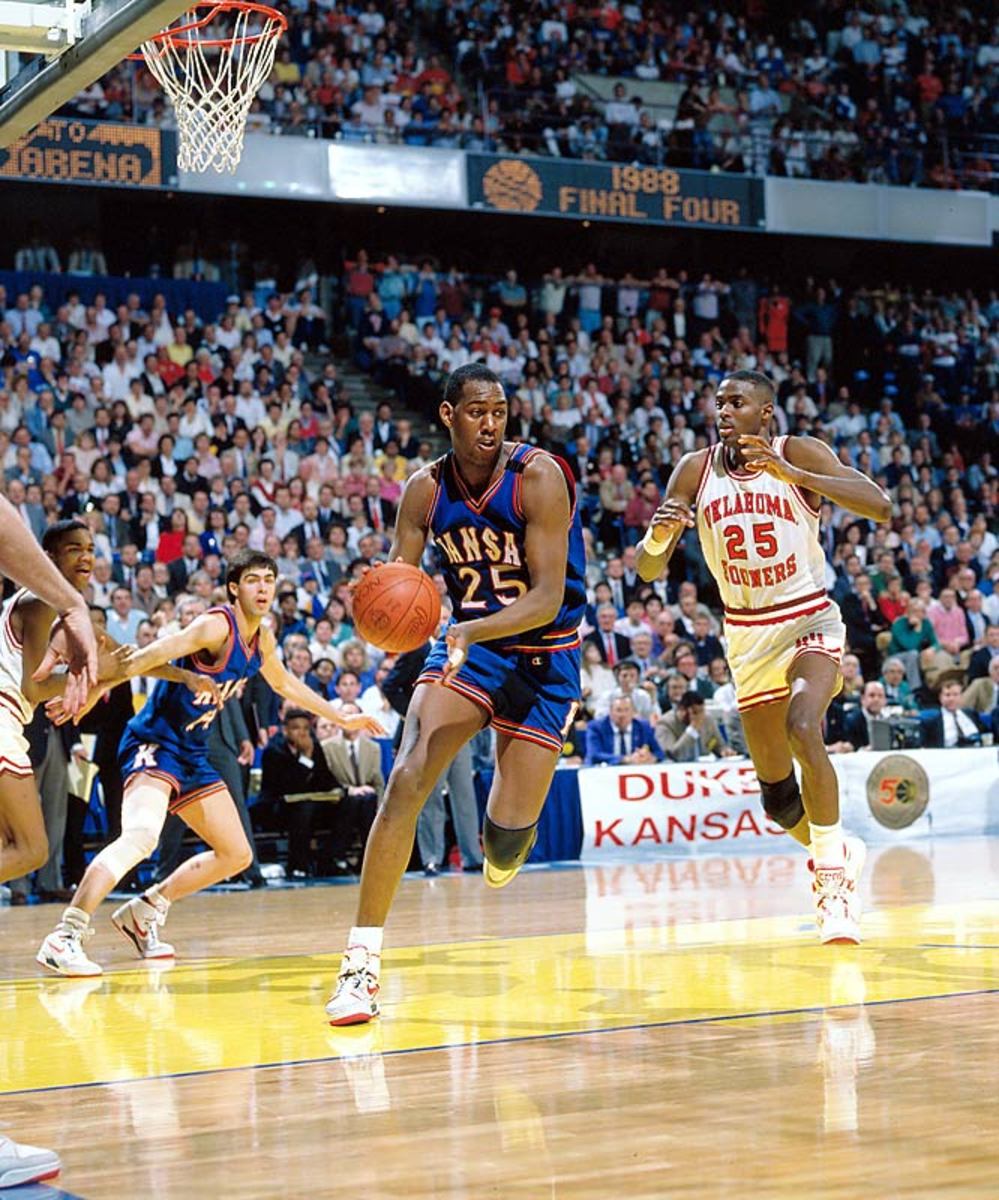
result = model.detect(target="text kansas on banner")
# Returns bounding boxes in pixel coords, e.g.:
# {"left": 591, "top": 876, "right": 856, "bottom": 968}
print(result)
{"left": 578, "top": 749, "right": 999, "bottom": 860}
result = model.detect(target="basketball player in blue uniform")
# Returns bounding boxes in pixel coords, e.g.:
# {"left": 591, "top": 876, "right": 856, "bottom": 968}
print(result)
{"left": 327, "top": 362, "right": 586, "bottom": 1024}
{"left": 38, "top": 548, "right": 384, "bottom": 976}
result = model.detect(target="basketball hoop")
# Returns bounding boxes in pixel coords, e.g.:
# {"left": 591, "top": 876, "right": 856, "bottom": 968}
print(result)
{"left": 133, "top": 1, "right": 287, "bottom": 174}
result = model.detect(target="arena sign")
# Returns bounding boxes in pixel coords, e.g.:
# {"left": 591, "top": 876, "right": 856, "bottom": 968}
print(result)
{"left": 468, "top": 154, "right": 765, "bottom": 230}
{"left": 578, "top": 748, "right": 998, "bottom": 860}
{"left": 0, "top": 118, "right": 177, "bottom": 188}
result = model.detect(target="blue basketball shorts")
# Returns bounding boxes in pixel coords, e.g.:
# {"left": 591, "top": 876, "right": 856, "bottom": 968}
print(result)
{"left": 417, "top": 638, "right": 581, "bottom": 755}
{"left": 119, "top": 726, "right": 227, "bottom": 814}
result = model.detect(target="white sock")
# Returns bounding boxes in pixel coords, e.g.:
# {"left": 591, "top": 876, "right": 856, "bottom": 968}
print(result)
{"left": 60, "top": 905, "right": 90, "bottom": 932}
{"left": 143, "top": 885, "right": 170, "bottom": 914}
{"left": 347, "top": 926, "right": 383, "bottom": 974}
{"left": 810, "top": 821, "right": 845, "bottom": 869}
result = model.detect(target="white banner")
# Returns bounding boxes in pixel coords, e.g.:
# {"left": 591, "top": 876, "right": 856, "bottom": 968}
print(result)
{"left": 578, "top": 749, "right": 999, "bottom": 861}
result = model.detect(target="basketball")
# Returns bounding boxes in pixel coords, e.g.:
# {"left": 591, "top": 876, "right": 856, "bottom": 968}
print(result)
{"left": 350, "top": 562, "right": 442, "bottom": 653}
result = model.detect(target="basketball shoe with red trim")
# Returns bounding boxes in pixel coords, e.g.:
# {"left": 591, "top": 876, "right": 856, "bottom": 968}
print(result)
{"left": 36, "top": 923, "right": 102, "bottom": 977}
{"left": 811, "top": 836, "right": 866, "bottom": 945}
{"left": 325, "top": 948, "right": 380, "bottom": 1026}
{"left": 111, "top": 895, "right": 175, "bottom": 960}
{"left": 0, "top": 1136, "right": 61, "bottom": 1188}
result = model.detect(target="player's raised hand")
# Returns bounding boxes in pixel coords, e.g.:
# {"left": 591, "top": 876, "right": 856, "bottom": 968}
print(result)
{"left": 339, "top": 712, "right": 386, "bottom": 737}
{"left": 738, "top": 435, "right": 802, "bottom": 485}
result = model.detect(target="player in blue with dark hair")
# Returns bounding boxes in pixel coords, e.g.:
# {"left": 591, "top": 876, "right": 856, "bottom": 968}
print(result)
{"left": 327, "top": 362, "right": 586, "bottom": 1024}
{"left": 38, "top": 548, "right": 384, "bottom": 977}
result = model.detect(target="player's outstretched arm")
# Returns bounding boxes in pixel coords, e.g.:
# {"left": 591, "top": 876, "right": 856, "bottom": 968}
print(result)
{"left": 740, "top": 435, "right": 893, "bottom": 523}
{"left": 636, "top": 451, "right": 705, "bottom": 583}
{"left": 115, "top": 611, "right": 232, "bottom": 681}
{"left": 442, "top": 454, "right": 571, "bottom": 681}
{"left": 258, "top": 626, "right": 386, "bottom": 737}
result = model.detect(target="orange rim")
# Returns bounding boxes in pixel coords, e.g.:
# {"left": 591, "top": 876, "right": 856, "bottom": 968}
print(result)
{"left": 129, "top": 1, "right": 286, "bottom": 58}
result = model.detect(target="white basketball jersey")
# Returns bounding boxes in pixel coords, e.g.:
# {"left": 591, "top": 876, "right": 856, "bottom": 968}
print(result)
{"left": 0, "top": 588, "right": 35, "bottom": 728}
{"left": 694, "top": 437, "right": 833, "bottom": 629}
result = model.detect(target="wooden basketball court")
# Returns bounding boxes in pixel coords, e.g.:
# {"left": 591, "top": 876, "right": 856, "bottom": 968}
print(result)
{"left": 2, "top": 837, "right": 998, "bottom": 1198}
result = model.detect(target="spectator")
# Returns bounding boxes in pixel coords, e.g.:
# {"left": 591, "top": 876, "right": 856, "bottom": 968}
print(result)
{"left": 922, "top": 679, "right": 985, "bottom": 749}
{"left": 260, "top": 708, "right": 349, "bottom": 878}
{"left": 318, "top": 703, "right": 385, "bottom": 871}
{"left": 585, "top": 695, "right": 659, "bottom": 766}
{"left": 655, "top": 690, "right": 734, "bottom": 761}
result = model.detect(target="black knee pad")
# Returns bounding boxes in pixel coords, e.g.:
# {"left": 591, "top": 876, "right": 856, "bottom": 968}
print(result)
{"left": 759, "top": 769, "right": 804, "bottom": 830}
{"left": 483, "top": 815, "right": 538, "bottom": 870}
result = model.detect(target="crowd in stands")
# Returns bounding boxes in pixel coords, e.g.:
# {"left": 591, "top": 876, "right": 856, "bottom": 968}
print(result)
{"left": 53, "top": 2, "right": 997, "bottom": 191}
{"left": 1, "top": 237, "right": 997, "bottom": 898}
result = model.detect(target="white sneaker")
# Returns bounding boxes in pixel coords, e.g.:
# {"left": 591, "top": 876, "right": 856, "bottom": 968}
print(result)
{"left": 483, "top": 829, "right": 537, "bottom": 890}
{"left": 36, "top": 924, "right": 102, "bottom": 977}
{"left": 0, "top": 1135, "right": 61, "bottom": 1188}
{"left": 813, "top": 865, "right": 860, "bottom": 944}
{"left": 111, "top": 895, "right": 175, "bottom": 960}
{"left": 325, "top": 950, "right": 380, "bottom": 1026}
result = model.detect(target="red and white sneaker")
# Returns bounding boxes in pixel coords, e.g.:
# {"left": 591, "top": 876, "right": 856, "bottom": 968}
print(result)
{"left": 36, "top": 924, "right": 102, "bottom": 977}
{"left": 111, "top": 895, "right": 175, "bottom": 960}
{"left": 325, "top": 949, "right": 380, "bottom": 1026}
{"left": 810, "top": 835, "right": 866, "bottom": 945}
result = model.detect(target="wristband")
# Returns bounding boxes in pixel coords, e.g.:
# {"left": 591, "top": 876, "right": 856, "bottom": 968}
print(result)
{"left": 638, "top": 531, "right": 669, "bottom": 557}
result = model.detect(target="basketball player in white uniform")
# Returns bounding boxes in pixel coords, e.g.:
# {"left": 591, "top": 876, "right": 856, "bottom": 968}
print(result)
{"left": 637, "top": 371, "right": 892, "bottom": 942}
{"left": 0, "top": 509, "right": 100, "bottom": 1191}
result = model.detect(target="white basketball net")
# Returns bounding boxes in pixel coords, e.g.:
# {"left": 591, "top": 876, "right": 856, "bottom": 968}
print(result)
{"left": 140, "top": 5, "right": 283, "bottom": 174}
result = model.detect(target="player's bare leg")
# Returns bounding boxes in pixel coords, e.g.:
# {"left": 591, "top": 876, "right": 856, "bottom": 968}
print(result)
{"left": 356, "top": 684, "right": 485, "bottom": 925}
{"left": 742, "top": 658, "right": 865, "bottom": 943}
{"left": 740, "top": 699, "right": 810, "bottom": 848}
{"left": 38, "top": 778, "right": 171, "bottom": 975}
{"left": 0, "top": 774, "right": 49, "bottom": 884}
{"left": 156, "top": 789, "right": 252, "bottom": 902}
{"left": 788, "top": 654, "right": 865, "bottom": 942}
{"left": 481, "top": 734, "right": 559, "bottom": 888}
{"left": 327, "top": 683, "right": 484, "bottom": 1025}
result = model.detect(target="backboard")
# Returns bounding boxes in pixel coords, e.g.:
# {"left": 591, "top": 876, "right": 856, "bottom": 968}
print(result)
{"left": 0, "top": 0, "right": 192, "bottom": 146}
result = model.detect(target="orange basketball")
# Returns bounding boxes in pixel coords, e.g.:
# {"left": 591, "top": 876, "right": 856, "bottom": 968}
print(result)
{"left": 350, "top": 562, "right": 442, "bottom": 653}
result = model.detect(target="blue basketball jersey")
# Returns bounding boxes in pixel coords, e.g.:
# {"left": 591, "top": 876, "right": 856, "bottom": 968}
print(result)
{"left": 427, "top": 442, "right": 585, "bottom": 652}
{"left": 127, "top": 605, "right": 263, "bottom": 751}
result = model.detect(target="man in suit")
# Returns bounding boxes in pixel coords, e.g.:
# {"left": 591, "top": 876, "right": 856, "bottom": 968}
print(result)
{"left": 363, "top": 477, "right": 396, "bottom": 535}
{"left": 167, "top": 533, "right": 204, "bottom": 594}
{"left": 584, "top": 603, "right": 632, "bottom": 667}
{"left": 961, "top": 656, "right": 999, "bottom": 721}
{"left": 100, "top": 494, "right": 133, "bottom": 557}
{"left": 260, "top": 708, "right": 347, "bottom": 877}
{"left": 320, "top": 701, "right": 385, "bottom": 868}
{"left": 585, "top": 695, "right": 660, "bottom": 766}
{"left": 655, "top": 691, "right": 734, "bottom": 761}
{"left": 921, "top": 678, "right": 985, "bottom": 749}
{"left": 293, "top": 497, "right": 329, "bottom": 554}
{"left": 967, "top": 623, "right": 999, "bottom": 681}
{"left": 830, "top": 680, "right": 888, "bottom": 752}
